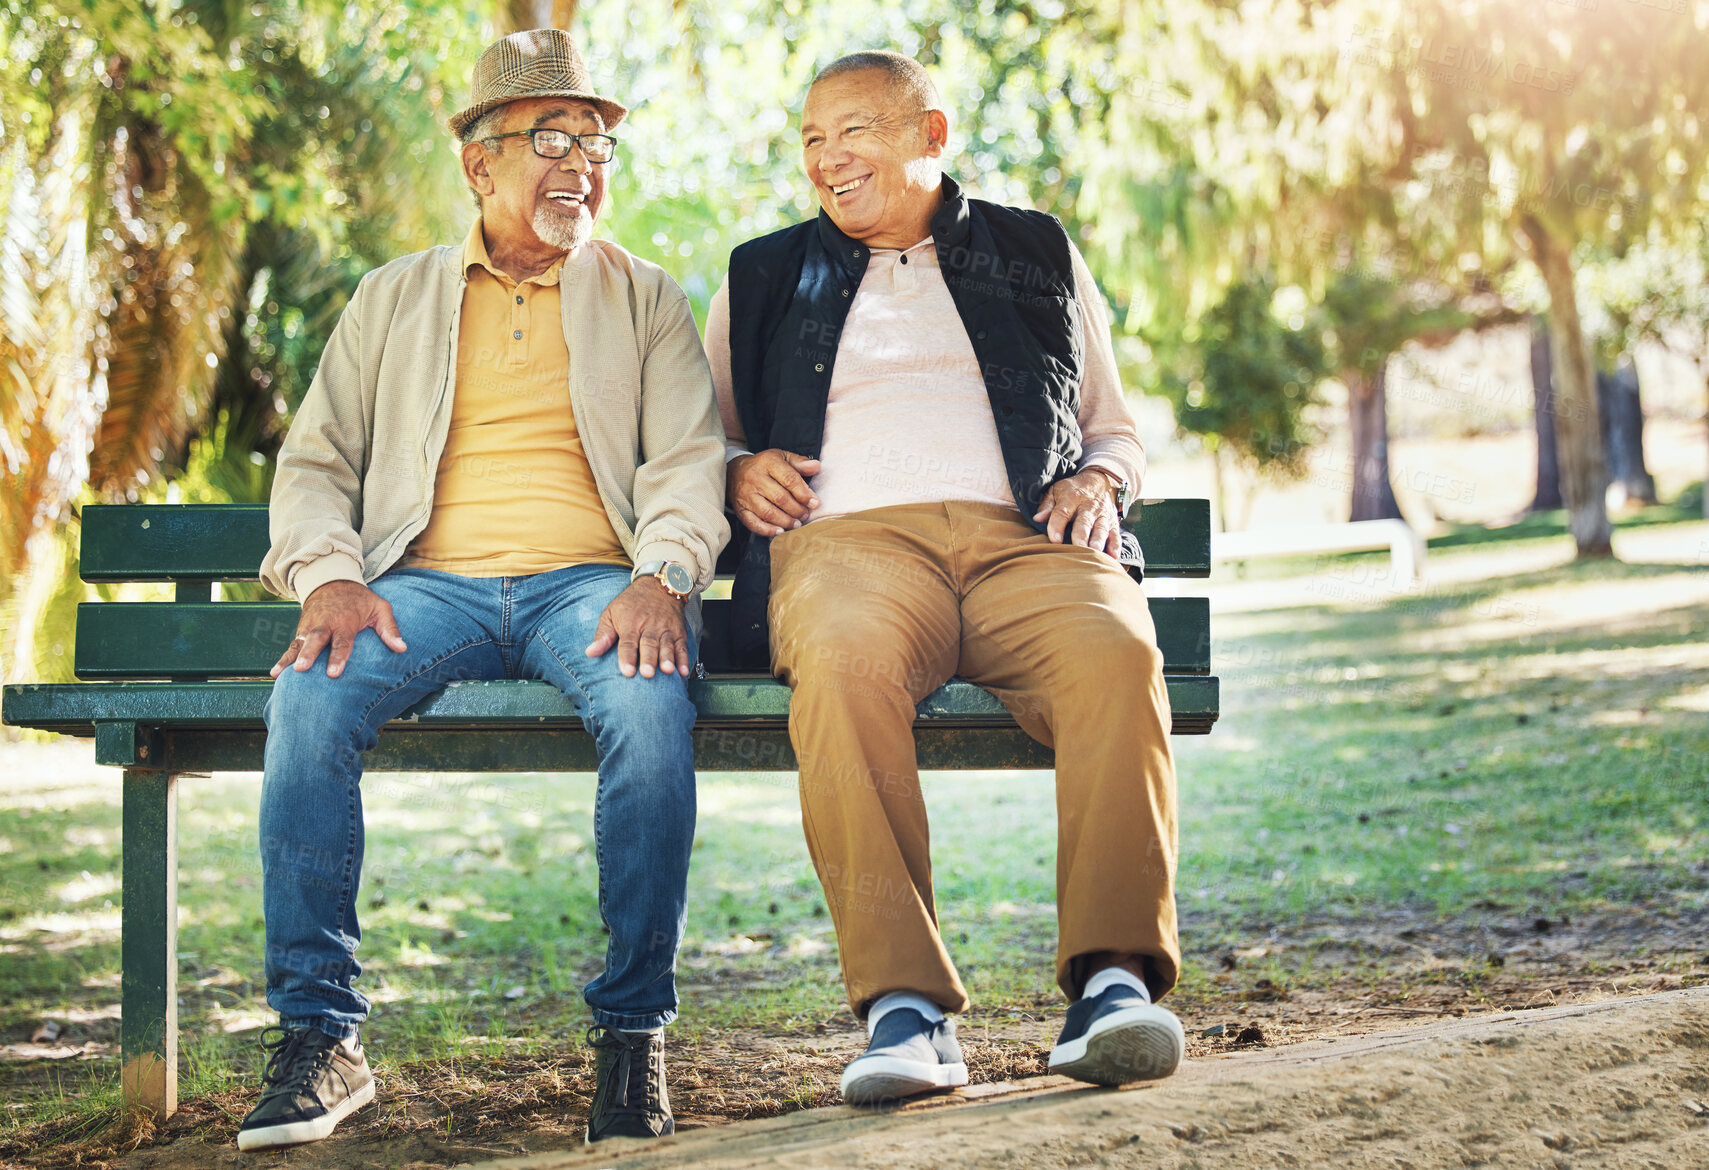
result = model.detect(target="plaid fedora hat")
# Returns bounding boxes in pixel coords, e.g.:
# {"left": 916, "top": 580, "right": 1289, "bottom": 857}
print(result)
{"left": 448, "top": 28, "right": 628, "bottom": 138}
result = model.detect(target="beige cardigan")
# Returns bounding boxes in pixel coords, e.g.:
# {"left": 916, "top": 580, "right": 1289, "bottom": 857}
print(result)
{"left": 261, "top": 238, "right": 729, "bottom": 602}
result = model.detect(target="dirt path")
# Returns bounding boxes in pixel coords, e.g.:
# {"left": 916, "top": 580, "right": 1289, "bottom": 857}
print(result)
{"left": 469, "top": 988, "right": 1709, "bottom": 1170}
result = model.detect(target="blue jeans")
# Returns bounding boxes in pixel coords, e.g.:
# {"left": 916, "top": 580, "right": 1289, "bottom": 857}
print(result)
{"left": 259, "top": 564, "right": 697, "bottom": 1038}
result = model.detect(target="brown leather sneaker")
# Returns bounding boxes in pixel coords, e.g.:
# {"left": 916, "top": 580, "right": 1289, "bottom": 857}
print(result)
{"left": 236, "top": 1026, "right": 375, "bottom": 1150}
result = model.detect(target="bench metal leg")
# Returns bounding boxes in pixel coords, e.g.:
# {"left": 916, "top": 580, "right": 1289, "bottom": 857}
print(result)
{"left": 121, "top": 768, "right": 177, "bottom": 1120}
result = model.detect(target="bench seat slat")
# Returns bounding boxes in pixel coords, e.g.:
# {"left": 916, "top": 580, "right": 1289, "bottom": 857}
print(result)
{"left": 117, "top": 725, "right": 1166, "bottom": 772}
{"left": 3, "top": 676, "right": 1219, "bottom": 751}
{"left": 74, "top": 598, "right": 1212, "bottom": 680}
{"left": 67, "top": 724, "right": 1216, "bottom": 772}
{"left": 78, "top": 500, "right": 1212, "bottom": 582}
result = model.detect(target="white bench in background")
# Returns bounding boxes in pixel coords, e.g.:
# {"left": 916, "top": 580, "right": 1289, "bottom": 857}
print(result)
{"left": 1211, "top": 518, "right": 1426, "bottom": 581}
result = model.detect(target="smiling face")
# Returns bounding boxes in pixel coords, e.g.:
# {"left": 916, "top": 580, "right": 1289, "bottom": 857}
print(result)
{"left": 461, "top": 97, "right": 608, "bottom": 259}
{"left": 801, "top": 69, "right": 948, "bottom": 249}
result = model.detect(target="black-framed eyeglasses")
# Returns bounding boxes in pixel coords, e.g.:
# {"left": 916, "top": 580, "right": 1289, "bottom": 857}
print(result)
{"left": 483, "top": 128, "right": 619, "bottom": 164}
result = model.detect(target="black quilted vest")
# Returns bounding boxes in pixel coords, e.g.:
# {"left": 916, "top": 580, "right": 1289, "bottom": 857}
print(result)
{"left": 724, "top": 176, "right": 1085, "bottom": 665}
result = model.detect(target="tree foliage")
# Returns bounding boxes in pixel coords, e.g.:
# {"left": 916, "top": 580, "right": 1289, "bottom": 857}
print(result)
{"left": 0, "top": 0, "right": 478, "bottom": 679}
{"left": 3, "top": 0, "right": 1706, "bottom": 682}
{"left": 1159, "top": 274, "right": 1329, "bottom": 475}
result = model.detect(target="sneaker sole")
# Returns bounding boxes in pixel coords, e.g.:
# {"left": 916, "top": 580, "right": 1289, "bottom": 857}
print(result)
{"left": 1048, "top": 1004, "right": 1184, "bottom": 1085}
{"left": 236, "top": 1078, "right": 376, "bottom": 1151}
{"left": 841, "top": 1055, "right": 969, "bottom": 1105}
{"left": 584, "top": 1119, "right": 676, "bottom": 1144}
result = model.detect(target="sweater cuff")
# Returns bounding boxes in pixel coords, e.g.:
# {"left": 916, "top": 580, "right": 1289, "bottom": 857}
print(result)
{"left": 1079, "top": 453, "right": 1130, "bottom": 483}
{"left": 290, "top": 552, "right": 366, "bottom": 603}
{"left": 1078, "top": 457, "right": 1135, "bottom": 517}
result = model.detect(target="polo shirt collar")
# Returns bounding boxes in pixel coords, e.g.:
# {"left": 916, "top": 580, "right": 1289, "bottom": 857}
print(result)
{"left": 813, "top": 173, "right": 970, "bottom": 266}
{"left": 462, "top": 218, "right": 566, "bottom": 286}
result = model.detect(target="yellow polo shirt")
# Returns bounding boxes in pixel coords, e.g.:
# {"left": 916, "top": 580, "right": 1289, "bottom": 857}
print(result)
{"left": 403, "top": 221, "right": 629, "bottom": 576}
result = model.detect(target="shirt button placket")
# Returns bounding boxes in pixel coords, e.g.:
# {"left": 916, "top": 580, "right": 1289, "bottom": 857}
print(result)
{"left": 510, "top": 284, "right": 527, "bottom": 364}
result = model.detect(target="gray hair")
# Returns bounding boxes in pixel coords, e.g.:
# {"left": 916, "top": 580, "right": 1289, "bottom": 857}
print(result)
{"left": 459, "top": 106, "right": 510, "bottom": 149}
{"left": 460, "top": 107, "right": 509, "bottom": 212}
{"left": 811, "top": 50, "right": 943, "bottom": 115}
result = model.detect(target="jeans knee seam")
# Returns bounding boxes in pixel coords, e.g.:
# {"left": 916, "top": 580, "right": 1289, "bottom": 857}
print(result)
{"left": 351, "top": 636, "right": 497, "bottom": 736}
{"left": 531, "top": 628, "right": 598, "bottom": 726}
{"left": 534, "top": 629, "right": 609, "bottom": 926}
{"left": 332, "top": 637, "right": 494, "bottom": 953}
{"left": 340, "top": 780, "right": 358, "bottom": 951}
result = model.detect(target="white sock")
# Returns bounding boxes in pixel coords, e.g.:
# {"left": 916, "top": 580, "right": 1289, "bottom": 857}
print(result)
{"left": 1083, "top": 966, "right": 1151, "bottom": 1003}
{"left": 866, "top": 991, "right": 946, "bottom": 1037}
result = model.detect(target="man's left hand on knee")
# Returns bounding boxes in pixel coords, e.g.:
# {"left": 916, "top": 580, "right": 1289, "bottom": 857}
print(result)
{"left": 1033, "top": 469, "right": 1124, "bottom": 558}
{"left": 585, "top": 579, "right": 690, "bottom": 678}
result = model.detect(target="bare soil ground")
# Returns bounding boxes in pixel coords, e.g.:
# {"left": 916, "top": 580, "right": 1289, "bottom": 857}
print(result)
{"left": 5, "top": 907, "right": 1703, "bottom": 1170}
{"left": 468, "top": 987, "right": 1709, "bottom": 1170}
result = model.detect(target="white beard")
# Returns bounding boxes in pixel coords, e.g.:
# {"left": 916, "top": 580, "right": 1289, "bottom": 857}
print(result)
{"left": 533, "top": 201, "right": 591, "bottom": 251}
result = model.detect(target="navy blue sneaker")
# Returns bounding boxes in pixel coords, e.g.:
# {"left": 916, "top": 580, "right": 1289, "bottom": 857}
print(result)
{"left": 840, "top": 1009, "right": 969, "bottom": 1104}
{"left": 1048, "top": 983, "right": 1184, "bottom": 1085}
{"left": 584, "top": 1026, "right": 674, "bottom": 1143}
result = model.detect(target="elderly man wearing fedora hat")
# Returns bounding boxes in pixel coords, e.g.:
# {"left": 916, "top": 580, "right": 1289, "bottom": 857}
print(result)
{"left": 238, "top": 29, "right": 725, "bottom": 1150}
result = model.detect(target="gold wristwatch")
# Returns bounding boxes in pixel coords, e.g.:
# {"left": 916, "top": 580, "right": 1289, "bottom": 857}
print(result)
{"left": 632, "top": 560, "right": 693, "bottom": 601}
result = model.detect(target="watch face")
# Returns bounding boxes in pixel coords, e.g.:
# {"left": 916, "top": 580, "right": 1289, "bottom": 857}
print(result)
{"left": 662, "top": 563, "right": 693, "bottom": 595}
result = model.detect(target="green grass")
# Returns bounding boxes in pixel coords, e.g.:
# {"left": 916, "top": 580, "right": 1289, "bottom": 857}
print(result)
{"left": 1427, "top": 495, "right": 1703, "bottom": 549}
{"left": 1218, "top": 491, "right": 1705, "bottom": 581}
{"left": 3, "top": 520, "right": 1706, "bottom": 1140}
{"left": 1184, "top": 561, "right": 1706, "bottom": 921}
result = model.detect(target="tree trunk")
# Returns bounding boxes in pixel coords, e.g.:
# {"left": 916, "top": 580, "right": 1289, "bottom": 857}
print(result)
{"left": 3, "top": 529, "right": 71, "bottom": 685}
{"left": 1528, "top": 319, "right": 1563, "bottom": 512}
{"left": 1347, "top": 361, "right": 1404, "bottom": 522}
{"left": 499, "top": 0, "right": 578, "bottom": 32}
{"left": 1208, "top": 444, "right": 1227, "bottom": 534}
{"left": 1, "top": 108, "right": 101, "bottom": 686}
{"left": 1520, "top": 218, "right": 1612, "bottom": 557}
{"left": 1596, "top": 359, "right": 1656, "bottom": 507}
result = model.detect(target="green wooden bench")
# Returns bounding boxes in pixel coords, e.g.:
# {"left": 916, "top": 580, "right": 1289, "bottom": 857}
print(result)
{"left": 0, "top": 500, "right": 1218, "bottom": 1120}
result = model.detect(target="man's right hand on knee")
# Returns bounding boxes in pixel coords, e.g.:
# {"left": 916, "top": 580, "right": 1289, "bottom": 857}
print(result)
{"left": 272, "top": 580, "right": 407, "bottom": 680}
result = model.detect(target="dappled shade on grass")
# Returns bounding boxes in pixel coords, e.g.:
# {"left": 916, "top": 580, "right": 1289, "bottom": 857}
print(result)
{"left": 2, "top": 524, "right": 1705, "bottom": 1162}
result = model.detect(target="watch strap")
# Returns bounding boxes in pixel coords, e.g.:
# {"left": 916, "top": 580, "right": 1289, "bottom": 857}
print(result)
{"left": 1083, "top": 465, "right": 1132, "bottom": 515}
{"left": 633, "top": 559, "right": 692, "bottom": 600}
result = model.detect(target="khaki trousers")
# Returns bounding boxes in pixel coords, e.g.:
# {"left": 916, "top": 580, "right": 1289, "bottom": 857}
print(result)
{"left": 769, "top": 501, "right": 1180, "bottom": 1015}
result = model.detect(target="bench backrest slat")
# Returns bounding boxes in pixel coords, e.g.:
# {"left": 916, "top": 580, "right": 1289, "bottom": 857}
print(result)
{"left": 79, "top": 500, "right": 1212, "bottom": 583}
{"left": 74, "top": 501, "right": 1213, "bottom": 682}
{"left": 73, "top": 597, "right": 1211, "bottom": 681}
{"left": 81, "top": 504, "right": 273, "bottom": 583}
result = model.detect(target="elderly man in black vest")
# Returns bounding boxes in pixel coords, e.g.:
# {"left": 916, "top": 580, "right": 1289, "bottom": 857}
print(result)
{"left": 704, "top": 51, "right": 1185, "bottom": 1103}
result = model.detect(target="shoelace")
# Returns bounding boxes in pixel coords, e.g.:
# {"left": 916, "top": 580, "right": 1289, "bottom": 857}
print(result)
{"left": 257, "top": 1026, "right": 337, "bottom": 1098}
{"left": 586, "top": 1025, "right": 659, "bottom": 1117}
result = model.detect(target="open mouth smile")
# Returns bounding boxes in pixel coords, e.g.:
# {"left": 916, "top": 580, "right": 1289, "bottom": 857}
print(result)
{"left": 830, "top": 175, "right": 870, "bottom": 196}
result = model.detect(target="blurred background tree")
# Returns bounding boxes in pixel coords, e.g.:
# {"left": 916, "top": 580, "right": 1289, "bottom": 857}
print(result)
{"left": 1, "top": 0, "right": 478, "bottom": 680}
{"left": 1154, "top": 274, "right": 1330, "bottom": 533}
{"left": 3, "top": 0, "right": 1706, "bottom": 685}
{"left": 1328, "top": 2, "right": 1709, "bottom": 556}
